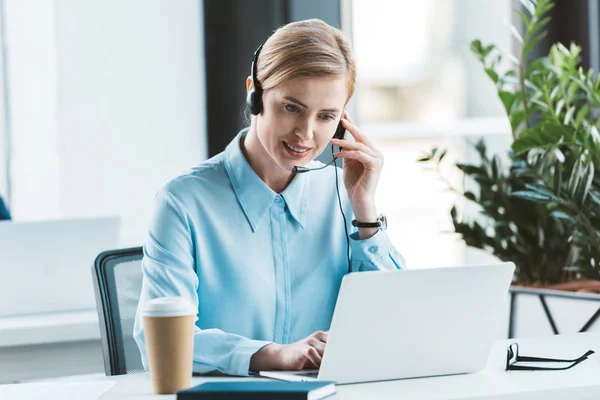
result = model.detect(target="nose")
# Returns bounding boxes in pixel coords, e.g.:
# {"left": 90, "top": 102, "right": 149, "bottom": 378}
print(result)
{"left": 295, "top": 117, "right": 314, "bottom": 141}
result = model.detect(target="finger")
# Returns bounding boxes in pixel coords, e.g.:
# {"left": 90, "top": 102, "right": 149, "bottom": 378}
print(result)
{"left": 341, "top": 118, "right": 375, "bottom": 148}
{"left": 308, "top": 338, "right": 327, "bottom": 356}
{"left": 331, "top": 138, "right": 377, "bottom": 157}
{"left": 342, "top": 110, "right": 356, "bottom": 125}
{"left": 311, "top": 330, "right": 329, "bottom": 343}
{"left": 333, "top": 150, "right": 382, "bottom": 168}
{"left": 304, "top": 347, "right": 322, "bottom": 369}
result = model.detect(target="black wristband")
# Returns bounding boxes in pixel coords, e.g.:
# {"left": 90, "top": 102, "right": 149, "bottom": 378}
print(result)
{"left": 351, "top": 214, "right": 387, "bottom": 230}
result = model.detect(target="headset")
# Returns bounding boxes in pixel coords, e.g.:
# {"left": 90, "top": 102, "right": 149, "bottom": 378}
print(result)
{"left": 246, "top": 42, "right": 351, "bottom": 274}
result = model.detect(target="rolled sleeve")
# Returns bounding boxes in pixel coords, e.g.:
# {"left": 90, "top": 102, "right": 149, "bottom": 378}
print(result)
{"left": 349, "top": 229, "right": 406, "bottom": 272}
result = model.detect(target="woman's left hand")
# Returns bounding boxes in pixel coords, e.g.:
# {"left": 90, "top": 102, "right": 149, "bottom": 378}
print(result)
{"left": 330, "top": 112, "right": 383, "bottom": 222}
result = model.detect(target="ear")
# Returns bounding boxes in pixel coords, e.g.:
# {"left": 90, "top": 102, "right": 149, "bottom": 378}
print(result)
{"left": 246, "top": 76, "right": 253, "bottom": 93}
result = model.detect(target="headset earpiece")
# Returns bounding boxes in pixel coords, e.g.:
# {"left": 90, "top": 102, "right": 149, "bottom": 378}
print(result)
{"left": 247, "top": 43, "right": 264, "bottom": 115}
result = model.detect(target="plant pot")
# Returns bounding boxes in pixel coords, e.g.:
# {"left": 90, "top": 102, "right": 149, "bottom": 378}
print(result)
{"left": 508, "top": 283, "right": 600, "bottom": 339}
{"left": 543, "top": 280, "right": 600, "bottom": 294}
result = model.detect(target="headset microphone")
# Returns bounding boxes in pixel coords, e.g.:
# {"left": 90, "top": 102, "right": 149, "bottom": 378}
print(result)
{"left": 291, "top": 158, "right": 337, "bottom": 175}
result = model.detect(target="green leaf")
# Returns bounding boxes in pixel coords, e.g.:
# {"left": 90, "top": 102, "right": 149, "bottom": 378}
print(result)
{"left": 470, "top": 39, "right": 482, "bottom": 52}
{"left": 574, "top": 104, "right": 589, "bottom": 129}
{"left": 509, "top": 24, "right": 524, "bottom": 44}
{"left": 593, "top": 73, "right": 600, "bottom": 90}
{"left": 549, "top": 85, "right": 560, "bottom": 100}
{"left": 510, "top": 110, "right": 526, "bottom": 131}
{"left": 563, "top": 106, "right": 576, "bottom": 125}
{"left": 529, "top": 17, "right": 552, "bottom": 38}
{"left": 553, "top": 160, "right": 562, "bottom": 195}
{"left": 438, "top": 149, "right": 448, "bottom": 162}
{"left": 483, "top": 44, "right": 495, "bottom": 57}
{"left": 511, "top": 191, "right": 552, "bottom": 203}
{"left": 464, "top": 191, "right": 478, "bottom": 202}
{"left": 589, "top": 190, "right": 600, "bottom": 207}
{"left": 485, "top": 68, "right": 499, "bottom": 84}
{"left": 550, "top": 210, "right": 577, "bottom": 223}
{"left": 457, "top": 163, "right": 483, "bottom": 176}
{"left": 523, "top": 30, "right": 548, "bottom": 55}
{"left": 498, "top": 90, "right": 514, "bottom": 113}
{"left": 529, "top": 98, "right": 549, "bottom": 110}
{"left": 555, "top": 99, "right": 565, "bottom": 117}
{"left": 557, "top": 42, "right": 571, "bottom": 56}
{"left": 524, "top": 183, "right": 557, "bottom": 198}
{"left": 577, "top": 161, "right": 594, "bottom": 205}
{"left": 518, "top": 0, "right": 536, "bottom": 16}
{"left": 566, "top": 80, "right": 579, "bottom": 104}
{"left": 515, "top": 10, "right": 531, "bottom": 27}
{"left": 590, "top": 126, "right": 600, "bottom": 143}
{"left": 450, "top": 205, "right": 458, "bottom": 220}
{"left": 524, "top": 79, "right": 539, "bottom": 91}
{"left": 567, "top": 157, "right": 583, "bottom": 197}
{"left": 512, "top": 122, "right": 577, "bottom": 154}
{"left": 492, "top": 155, "right": 500, "bottom": 179}
{"left": 537, "top": 0, "right": 555, "bottom": 16}
{"left": 473, "top": 138, "right": 489, "bottom": 161}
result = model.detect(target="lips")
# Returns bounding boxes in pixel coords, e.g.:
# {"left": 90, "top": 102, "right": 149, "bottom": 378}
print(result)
{"left": 283, "top": 141, "right": 312, "bottom": 151}
{"left": 282, "top": 141, "right": 312, "bottom": 159}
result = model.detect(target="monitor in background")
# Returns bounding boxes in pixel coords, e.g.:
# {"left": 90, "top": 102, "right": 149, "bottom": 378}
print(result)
{"left": 0, "top": 217, "right": 120, "bottom": 316}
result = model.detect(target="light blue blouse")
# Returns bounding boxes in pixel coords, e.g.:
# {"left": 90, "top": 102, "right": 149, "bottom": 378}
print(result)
{"left": 133, "top": 129, "right": 406, "bottom": 376}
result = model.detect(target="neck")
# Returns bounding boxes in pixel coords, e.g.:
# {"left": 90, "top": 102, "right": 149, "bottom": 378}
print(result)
{"left": 242, "top": 123, "right": 294, "bottom": 193}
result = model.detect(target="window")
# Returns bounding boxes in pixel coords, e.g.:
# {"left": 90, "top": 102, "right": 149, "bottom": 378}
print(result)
{"left": 2, "top": 1, "right": 207, "bottom": 246}
{"left": 349, "top": 0, "right": 514, "bottom": 268}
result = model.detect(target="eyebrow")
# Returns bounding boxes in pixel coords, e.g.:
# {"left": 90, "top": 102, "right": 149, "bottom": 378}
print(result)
{"left": 283, "top": 96, "right": 340, "bottom": 113}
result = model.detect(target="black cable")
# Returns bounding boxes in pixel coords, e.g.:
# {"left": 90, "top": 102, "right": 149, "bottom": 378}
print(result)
{"left": 332, "top": 144, "right": 351, "bottom": 274}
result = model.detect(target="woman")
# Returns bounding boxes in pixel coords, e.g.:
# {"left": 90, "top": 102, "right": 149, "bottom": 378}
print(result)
{"left": 134, "top": 18, "right": 406, "bottom": 377}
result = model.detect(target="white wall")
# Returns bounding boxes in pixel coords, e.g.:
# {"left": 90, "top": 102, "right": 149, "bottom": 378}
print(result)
{"left": 0, "top": 0, "right": 207, "bottom": 381}
{"left": 6, "top": 0, "right": 207, "bottom": 246}
{"left": 0, "top": 2, "right": 10, "bottom": 200}
{"left": 5, "top": 0, "right": 61, "bottom": 219}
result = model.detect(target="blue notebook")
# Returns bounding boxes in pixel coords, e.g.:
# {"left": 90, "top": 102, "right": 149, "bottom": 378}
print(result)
{"left": 176, "top": 380, "right": 336, "bottom": 400}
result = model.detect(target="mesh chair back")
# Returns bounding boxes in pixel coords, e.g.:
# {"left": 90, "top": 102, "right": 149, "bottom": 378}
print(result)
{"left": 93, "top": 247, "right": 145, "bottom": 375}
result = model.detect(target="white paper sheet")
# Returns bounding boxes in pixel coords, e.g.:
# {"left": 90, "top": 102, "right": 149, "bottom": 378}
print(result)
{"left": 0, "top": 381, "right": 116, "bottom": 400}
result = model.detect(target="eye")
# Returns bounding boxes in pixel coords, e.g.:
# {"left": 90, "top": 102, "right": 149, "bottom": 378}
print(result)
{"left": 284, "top": 104, "right": 299, "bottom": 113}
{"left": 320, "top": 114, "right": 335, "bottom": 121}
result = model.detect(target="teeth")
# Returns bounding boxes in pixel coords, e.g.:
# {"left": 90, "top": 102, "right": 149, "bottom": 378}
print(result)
{"left": 285, "top": 142, "right": 308, "bottom": 153}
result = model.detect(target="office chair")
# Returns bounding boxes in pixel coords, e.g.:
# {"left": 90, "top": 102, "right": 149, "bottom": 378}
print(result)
{"left": 92, "top": 246, "right": 145, "bottom": 375}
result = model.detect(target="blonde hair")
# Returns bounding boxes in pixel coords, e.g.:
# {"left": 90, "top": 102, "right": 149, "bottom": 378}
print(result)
{"left": 256, "top": 19, "right": 356, "bottom": 103}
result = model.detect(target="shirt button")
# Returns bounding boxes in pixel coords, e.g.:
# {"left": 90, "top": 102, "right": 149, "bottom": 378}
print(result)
{"left": 274, "top": 196, "right": 282, "bottom": 204}
{"left": 368, "top": 245, "right": 378, "bottom": 254}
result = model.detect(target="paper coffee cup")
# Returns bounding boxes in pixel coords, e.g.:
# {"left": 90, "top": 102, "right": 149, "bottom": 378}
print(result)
{"left": 142, "top": 296, "right": 196, "bottom": 394}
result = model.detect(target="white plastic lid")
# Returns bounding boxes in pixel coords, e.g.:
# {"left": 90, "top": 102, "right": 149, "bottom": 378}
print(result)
{"left": 141, "top": 296, "right": 196, "bottom": 317}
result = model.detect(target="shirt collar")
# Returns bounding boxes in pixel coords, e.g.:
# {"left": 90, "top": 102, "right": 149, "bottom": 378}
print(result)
{"left": 224, "top": 129, "right": 309, "bottom": 232}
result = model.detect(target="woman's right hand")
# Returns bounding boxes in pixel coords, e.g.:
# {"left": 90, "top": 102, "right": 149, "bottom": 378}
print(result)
{"left": 249, "top": 330, "right": 328, "bottom": 372}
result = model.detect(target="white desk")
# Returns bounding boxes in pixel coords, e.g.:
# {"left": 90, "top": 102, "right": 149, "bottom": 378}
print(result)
{"left": 37, "top": 332, "right": 600, "bottom": 399}
{"left": 0, "top": 310, "right": 99, "bottom": 347}
{"left": 0, "top": 310, "right": 103, "bottom": 384}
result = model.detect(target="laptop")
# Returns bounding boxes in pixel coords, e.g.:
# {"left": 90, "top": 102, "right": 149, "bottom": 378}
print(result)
{"left": 0, "top": 217, "right": 120, "bottom": 316}
{"left": 260, "top": 262, "right": 515, "bottom": 384}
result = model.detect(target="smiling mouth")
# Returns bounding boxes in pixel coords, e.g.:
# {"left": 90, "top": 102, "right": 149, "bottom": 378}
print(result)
{"left": 283, "top": 141, "right": 311, "bottom": 153}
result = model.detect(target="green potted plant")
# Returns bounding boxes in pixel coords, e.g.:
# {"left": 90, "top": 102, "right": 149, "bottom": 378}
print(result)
{"left": 419, "top": 0, "right": 600, "bottom": 337}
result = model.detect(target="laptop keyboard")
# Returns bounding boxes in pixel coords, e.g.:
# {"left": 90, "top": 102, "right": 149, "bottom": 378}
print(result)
{"left": 295, "top": 371, "right": 319, "bottom": 378}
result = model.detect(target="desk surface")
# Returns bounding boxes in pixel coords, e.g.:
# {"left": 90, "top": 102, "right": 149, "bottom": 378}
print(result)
{"left": 40, "top": 333, "right": 600, "bottom": 400}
